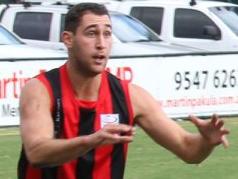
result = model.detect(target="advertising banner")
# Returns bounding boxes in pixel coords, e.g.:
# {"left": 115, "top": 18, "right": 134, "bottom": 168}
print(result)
{"left": 1, "top": 53, "right": 238, "bottom": 126}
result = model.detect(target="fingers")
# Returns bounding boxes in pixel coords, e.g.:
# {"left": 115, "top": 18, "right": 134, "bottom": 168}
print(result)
{"left": 188, "top": 115, "right": 200, "bottom": 126}
{"left": 189, "top": 114, "right": 229, "bottom": 149}
{"left": 220, "top": 126, "right": 230, "bottom": 148}
{"left": 98, "top": 124, "right": 136, "bottom": 145}
{"left": 104, "top": 124, "right": 136, "bottom": 136}
{"left": 189, "top": 114, "right": 224, "bottom": 129}
{"left": 188, "top": 115, "right": 207, "bottom": 129}
{"left": 211, "top": 114, "right": 227, "bottom": 132}
{"left": 211, "top": 114, "right": 217, "bottom": 126}
{"left": 215, "top": 119, "right": 224, "bottom": 129}
{"left": 221, "top": 135, "right": 229, "bottom": 149}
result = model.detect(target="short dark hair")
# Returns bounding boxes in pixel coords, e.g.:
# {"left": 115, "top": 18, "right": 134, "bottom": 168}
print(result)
{"left": 64, "top": 3, "right": 110, "bottom": 34}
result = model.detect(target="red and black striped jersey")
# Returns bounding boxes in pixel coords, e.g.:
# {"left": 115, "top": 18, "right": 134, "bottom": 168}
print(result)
{"left": 18, "top": 64, "right": 134, "bottom": 179}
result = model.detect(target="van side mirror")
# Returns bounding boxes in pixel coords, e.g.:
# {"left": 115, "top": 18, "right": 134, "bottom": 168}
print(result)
{"left": 203, "top": 25, "right": 221, "bottom": 40}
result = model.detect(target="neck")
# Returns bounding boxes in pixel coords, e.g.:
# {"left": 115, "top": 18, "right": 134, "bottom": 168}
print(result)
{"left": 66, "top": 62, "right": 103, "bottom": 101}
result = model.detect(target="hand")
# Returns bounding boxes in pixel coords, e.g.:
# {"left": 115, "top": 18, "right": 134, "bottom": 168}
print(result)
{"left": 91, "top": 124, "right": 136, "bottom": 147}
{"left": 189, "top": 114, "right": 229, "bottom": 148}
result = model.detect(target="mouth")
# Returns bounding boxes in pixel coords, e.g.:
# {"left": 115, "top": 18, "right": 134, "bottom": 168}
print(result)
{"left": 92, "top": 54, "right": 107, "bottom": 63}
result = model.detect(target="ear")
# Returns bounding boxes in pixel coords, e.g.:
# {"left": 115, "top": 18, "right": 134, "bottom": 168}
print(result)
{"left": 62, "top": 31, "right": 74, "bottom": 48}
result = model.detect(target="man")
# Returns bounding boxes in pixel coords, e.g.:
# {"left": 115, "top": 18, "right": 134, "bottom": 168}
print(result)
{"left": 17, "top": 3, "right": 229, "bottom": 179}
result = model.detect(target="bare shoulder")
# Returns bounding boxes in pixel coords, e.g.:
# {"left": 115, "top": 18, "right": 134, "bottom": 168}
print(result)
{"left": 128, "top": 83, "right": 174, "bottom": 128}
{"left": 21, "top": 78, "right": 47, "bottom": 98}
{"left": 20, "top": 78, "right": 51, "bottom": 120}
{"left": 128, "top": 83, "right": 154, "bottom": 105}
{"left": 128, "top": 83, "right": 165, "bottom": 120}
{"left": 20, "top": 78, "right": 50, "bottom": 105}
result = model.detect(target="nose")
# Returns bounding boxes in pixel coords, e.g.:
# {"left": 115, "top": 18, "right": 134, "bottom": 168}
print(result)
{"left": 96, "top": 35, "right": 106, "bottom": 49}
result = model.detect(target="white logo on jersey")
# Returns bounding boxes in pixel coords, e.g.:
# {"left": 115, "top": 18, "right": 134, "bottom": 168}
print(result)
{"left": 100, "top": 114, "right": 119, "bottom": 128}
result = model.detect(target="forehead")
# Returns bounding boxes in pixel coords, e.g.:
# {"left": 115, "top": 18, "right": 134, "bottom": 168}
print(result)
{"left": 80, "top": 13, "right": 111, "bottom": 29}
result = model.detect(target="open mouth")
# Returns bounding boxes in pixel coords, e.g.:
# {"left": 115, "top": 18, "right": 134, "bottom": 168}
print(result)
{"left": 93, "top": 54, "right": 106, "bottom": 61}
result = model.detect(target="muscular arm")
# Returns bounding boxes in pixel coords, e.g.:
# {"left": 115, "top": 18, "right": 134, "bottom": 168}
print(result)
{"left": 20, "top": 79, "right": 135, "bottom": 167}
{"left": 130, "top": 84, "right": 228, "bottom": 164}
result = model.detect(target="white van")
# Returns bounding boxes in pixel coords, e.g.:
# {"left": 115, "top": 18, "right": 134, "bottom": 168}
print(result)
{"left": 0, "top": 24, "right": 67, "bottom": 59}
{"left": 0, "top": 2, "right": 200, "bottom": 55}
{"left": 107, "top": 0, "right": 238, "bottom": 51}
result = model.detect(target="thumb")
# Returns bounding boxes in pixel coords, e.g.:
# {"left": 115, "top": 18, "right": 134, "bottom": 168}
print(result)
{"left": 188, "top": 115, "right": 201, "bottom": 127}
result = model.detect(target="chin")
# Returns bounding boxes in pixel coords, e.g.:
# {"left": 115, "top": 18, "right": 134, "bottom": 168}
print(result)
{"left": 94, "top": 64, "right": 106, "bottom": 72}
{"left": 88, "top": 69, "right": 104, "bottom": 77}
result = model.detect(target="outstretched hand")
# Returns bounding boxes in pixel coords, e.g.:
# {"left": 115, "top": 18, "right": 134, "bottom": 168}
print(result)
{"left": 189, "top": 114, "right": 229, "bottom": 148}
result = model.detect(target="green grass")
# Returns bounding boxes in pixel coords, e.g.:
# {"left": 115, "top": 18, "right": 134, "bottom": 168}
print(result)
{"left": 0, "top": 118, "right": 238, "bottom": 179}
{"left": 124, "top": 118, "right": 238, "bottom": 179}
{"left": 0, "top": 127, "right": 21, "bottom": 179}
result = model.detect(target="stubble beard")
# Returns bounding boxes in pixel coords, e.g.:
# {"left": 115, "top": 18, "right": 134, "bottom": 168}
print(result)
{"left": 73, "top": 57, "right": 107, "bottom": 78}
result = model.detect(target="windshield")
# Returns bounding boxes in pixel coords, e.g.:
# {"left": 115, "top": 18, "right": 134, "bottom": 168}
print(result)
{"left": 0, "top": 26, "right": 22, "bottom": 45}
{"left": 209, "top": 6, "right": 238, "bottom": 35}
{"left": 110, "top": 13, "right": 160, "bottom": 42}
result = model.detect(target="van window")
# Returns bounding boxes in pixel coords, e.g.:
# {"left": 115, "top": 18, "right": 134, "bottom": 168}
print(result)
{"left": 174, "top": 9, "right": 220, "bottom": 39}
{"left": 111, "top": 13, "right": 160, "bottom": 42}
{"left": 130, "top": 7, "right": 163, "bottom": 35}
{"left": 60, "top": 14, "right": 66, "bottom": 42}
{"left": 0, "top": 25, "right": 22, "bottom": 45}
{"left": 210, "top": 6, "right": 238, "bottom": 35}
{"left": 13, "top": 12, "right": 52, "bottom": 41}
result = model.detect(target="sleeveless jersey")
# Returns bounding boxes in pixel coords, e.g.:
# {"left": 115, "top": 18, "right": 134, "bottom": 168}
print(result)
{"left": 17, "top": 64, "right": 134, "bottom": 179}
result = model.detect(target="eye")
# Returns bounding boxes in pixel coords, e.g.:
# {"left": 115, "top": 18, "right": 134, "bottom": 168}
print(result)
{"left": 104, "top": 30, "right": 112, "bottom": 38}
{"left": 86, "top": 30, "right": 96, "bottom": 37}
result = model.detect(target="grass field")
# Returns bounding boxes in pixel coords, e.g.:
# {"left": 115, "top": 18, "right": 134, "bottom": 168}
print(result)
{"left": 0, "top": 118, "right": 237, "bottom": 179}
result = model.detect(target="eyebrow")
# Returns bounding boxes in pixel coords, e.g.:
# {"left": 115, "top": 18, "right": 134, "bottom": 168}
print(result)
{"left": 84, "top": 24, "right": 112, "bottom": 31}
